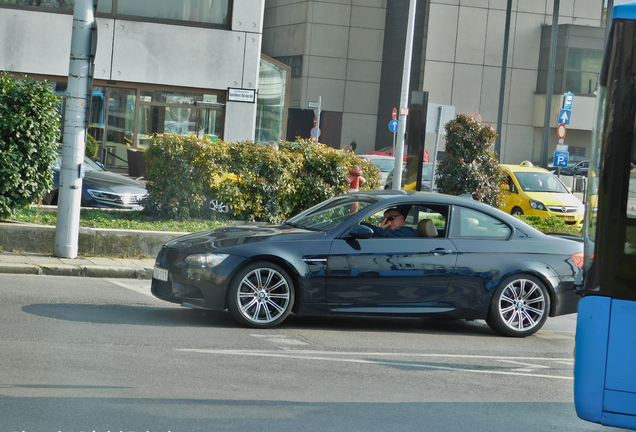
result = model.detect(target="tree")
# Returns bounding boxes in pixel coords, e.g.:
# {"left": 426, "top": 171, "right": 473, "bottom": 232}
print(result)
{"left": 0, "top": 73, "right": 60, "bottom": 219}
{"left": 435, "top": 114, "right": 505, "bottom": 207}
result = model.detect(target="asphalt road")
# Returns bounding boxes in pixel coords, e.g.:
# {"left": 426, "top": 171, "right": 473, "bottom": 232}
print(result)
{"left": 0, "top": 274, "right": 625, "bottom": 432}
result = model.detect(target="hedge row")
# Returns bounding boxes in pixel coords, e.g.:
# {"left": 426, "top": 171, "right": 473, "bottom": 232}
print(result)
{"left": 142, "top": 135, "right": 382, "bottom": 222}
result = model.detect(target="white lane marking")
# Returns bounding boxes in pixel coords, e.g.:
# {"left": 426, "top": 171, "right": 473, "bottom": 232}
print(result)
{"left": 107, "top": 279, "right": 154, "bottom": 298}
{"left": 496, "top": 359, "right": 551, "bottom": 372}
{"left": 556, "top": 361, "right": 574, "bottom": 366}
{"left": 249, "top": 334, "right": 308, "bottom": 345}
{"left": 176, "top": 349, "right": 573, "bottom": 380}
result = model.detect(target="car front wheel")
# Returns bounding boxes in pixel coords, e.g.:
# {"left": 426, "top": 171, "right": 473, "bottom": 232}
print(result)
{"left": 227, "top": 262, "right": 294, "bottom": 328}
{"left": 486, "top": 274, "right": 550, "bottom": 337}
{"left": 511, "top": 207, "right": 524, "bottom": 216}
{"left": 209, "top": 198, "right": 231, "bottom": 213}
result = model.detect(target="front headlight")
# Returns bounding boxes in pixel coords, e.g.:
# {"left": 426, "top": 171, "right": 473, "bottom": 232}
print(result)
{"left": 529, "top": 199, "right": 548, "bottom": 211}
{"left": 184, "top": 253, "right": 229, "bottom": 268}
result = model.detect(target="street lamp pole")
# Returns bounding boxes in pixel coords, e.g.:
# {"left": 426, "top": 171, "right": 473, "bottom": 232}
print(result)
{"left": 392, "top": 0, "right": 417, "bottom": 190}
{"left": 54, "top": 0, "right": 96, "bottom": 258}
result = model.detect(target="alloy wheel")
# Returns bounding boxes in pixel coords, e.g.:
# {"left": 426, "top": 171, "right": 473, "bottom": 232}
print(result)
{"left": 496, "top": 278, "right": 546, "bottom": 333}
{"left": 236, "top": 267, "right": 292, "bottom": 325}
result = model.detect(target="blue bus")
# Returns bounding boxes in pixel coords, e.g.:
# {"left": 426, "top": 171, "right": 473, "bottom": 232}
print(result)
{"left": 574, "top": 2, "right": 636, "bottom": 430}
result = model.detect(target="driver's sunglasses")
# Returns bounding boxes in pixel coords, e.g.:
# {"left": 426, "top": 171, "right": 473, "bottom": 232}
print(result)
{"left": 385, "top": 215, "right": 399, "bottom": 222}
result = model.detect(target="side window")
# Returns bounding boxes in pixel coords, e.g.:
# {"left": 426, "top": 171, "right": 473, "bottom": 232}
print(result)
{"left": 451, "top": 207, "right": 511, "bottom": 239}
{"left": 406, "top": 204, "right": 449, "bottom": 237}
{"left": 361, "top": 203, "right": 449, "bottom": 238}
{"left": 504, "top": 173, "right": 517, "bottom": 193}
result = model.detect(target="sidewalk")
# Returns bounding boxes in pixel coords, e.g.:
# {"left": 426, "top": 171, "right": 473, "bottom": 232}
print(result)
{"left": 0, "top": 252, "right": 156, "bottom": 279}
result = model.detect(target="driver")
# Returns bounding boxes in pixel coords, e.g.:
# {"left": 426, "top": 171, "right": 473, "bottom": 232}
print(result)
{"left": 361, "top": 208, "right": 417, "bottom": 238}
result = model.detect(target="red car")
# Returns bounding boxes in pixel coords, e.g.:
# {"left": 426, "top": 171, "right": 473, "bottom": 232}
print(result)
{"left": 367, "top": 146, "right": 429, "bottom": 162}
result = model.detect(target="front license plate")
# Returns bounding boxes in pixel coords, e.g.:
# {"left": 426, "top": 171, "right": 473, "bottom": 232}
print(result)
{"left": 153, "top": 266, "right": 169, "bottom": 282}
{"left": 560, "top": 216, "right": 575, "bottom": 222}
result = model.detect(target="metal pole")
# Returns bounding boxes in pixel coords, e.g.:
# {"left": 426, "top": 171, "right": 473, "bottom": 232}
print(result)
{"left": 541, "top": 0, "right": 560, "bottom": 169}
{"left": 494, "top": 0, "right": 512, "bottom": 159}
{"left": 316, "top": 96, "right": 321, "bottom": 143}
{"left": 605, "top": 0, "right": 614, "bottom": 43}
{"left": 430, "top": 105, "right": 443, "bottom": 191}
{"left": 392, "top": 0, "right": 417, "bottom": 190}
{"left": 54, "top": 0, "right": 95, "bottom": 258}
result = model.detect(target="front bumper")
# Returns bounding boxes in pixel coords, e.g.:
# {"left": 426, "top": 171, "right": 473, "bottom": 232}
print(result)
{"left": 151, "top": 247, "right": 248, "bottom": 311}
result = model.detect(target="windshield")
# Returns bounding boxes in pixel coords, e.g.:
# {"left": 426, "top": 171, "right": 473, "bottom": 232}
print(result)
{"left": 370, "top": 158, "right": 395, "bottom": 173}
{"left": 54, "top": 152, "right": 105, "bottom": 172}
{"left": 286, "top": 195, "right": 380, "bottom": 232}
{"left": 515, "top": 172, "right": 569, "bottom": 193}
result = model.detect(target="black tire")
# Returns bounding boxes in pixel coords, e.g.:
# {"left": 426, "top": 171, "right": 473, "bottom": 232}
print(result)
{"left": 227, "top": 261, "right": 294, "bottom": 328}
{"left": 486, "top": 274, "right": 550, "bottom": 337}
{"left": 511, "top": 207, "right": 524, "bottom": 216}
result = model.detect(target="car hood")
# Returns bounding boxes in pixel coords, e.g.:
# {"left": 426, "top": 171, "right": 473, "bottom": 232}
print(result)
{"left": 83, "top": 170, "right": 147, "bottom": 194}
{"left": 524, "top": 191, "right": 581, "bottom": 207}
{"left": 163, "top": 224, "right": 326, "bottom": 254}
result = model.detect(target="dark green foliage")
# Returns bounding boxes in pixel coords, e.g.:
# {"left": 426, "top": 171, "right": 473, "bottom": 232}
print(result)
{"left": 142, "top": 135, "right": 382, "bottom": 222}
{"left": 435, "top": 114, "right": 505, "bottom": 207}
{"left": 516, "top": 215, "right": 582, "bottom": 236}
{"left": 86, "top": 134, "right": 99, "bottom": 158}
{"left": 0, "top": 73, "right": 60, "bottom": 219}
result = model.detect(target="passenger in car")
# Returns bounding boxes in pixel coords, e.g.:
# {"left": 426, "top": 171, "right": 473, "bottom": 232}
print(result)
{"left": 362, "top": 208, "right": 418, "bottom": 237}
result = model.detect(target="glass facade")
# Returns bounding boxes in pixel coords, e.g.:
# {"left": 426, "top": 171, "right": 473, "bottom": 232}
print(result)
{"left": 50, "top": 81, "right": 226, "bottom": 170}
{"left": 0, "top": 0, "right": 228, "bottom": 26}
{"left": 117, "top": 0, "right": 228, "bottom": 25}
{"left": 256, "top": 57, "right": 287, "bottom": 143}
{"left": 565, "top": 48, "right": 603, "bottom": 95}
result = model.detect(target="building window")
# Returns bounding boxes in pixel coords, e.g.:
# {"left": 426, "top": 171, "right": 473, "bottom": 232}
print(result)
{"left": 274, "top": 56, "right": 302, "bottom": 78}
{"left": 0, "top": 0, "right": 112, "bottom": 13}
{"left": 0, "top": 0, "right": 229, "bottom": 25}
{"left": 256, "top": 56, "right": 289, "bottom": 143}
{"left": 116, "top": 0, "right": 228, "bottom": 25}
{"left": 137, "top": 90, "right": 225, "bottom": 148}
{"left": 565, "top": 48, "right": 603, "bottom": 95}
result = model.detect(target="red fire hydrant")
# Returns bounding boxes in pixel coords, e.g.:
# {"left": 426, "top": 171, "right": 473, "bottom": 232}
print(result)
{"left": 345, "top": 166, "right": 366, "bottom": 192}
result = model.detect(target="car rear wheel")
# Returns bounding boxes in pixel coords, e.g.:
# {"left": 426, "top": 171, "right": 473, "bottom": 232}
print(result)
{"left": 227, "top": 262, "right": 294, "bottom": 328}
{"left": 486, "top": 274, "right": 550, "bottom": 337}
{"left": 511, "top": 207, "right": 524, "bottom": 216}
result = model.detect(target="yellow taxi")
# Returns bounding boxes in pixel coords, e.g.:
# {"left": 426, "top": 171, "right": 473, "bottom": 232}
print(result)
{"left": 500, "top": 161, "right": 585, "bottom": 226}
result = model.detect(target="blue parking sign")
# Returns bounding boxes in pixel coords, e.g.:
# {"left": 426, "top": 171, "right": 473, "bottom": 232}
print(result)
{"left": 553, "top": 151, "right": 569, "bottom": 167}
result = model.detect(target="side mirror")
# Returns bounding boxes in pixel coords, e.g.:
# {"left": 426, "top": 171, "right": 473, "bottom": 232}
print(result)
{"left": 349, "top": 225, "right": 374, "bottom": 239}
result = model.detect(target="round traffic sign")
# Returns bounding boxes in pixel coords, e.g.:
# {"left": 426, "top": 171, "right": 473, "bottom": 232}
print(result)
{"left": 471, "top": 112, "right": 481, "bottom": 124}
{"left": 392, "top": 108, "right": 397, "bottom": 120}
{"left": 557, "top": 123, "right": 566, "bottom": 140}
{"left": 310, "top": 127, "right": 321, "bottom": 138}
{"left": 388, "top": 119, "right": 399, "bottom": 133}
{"left": 313, "top": 117, "right": 318, "bottom": 127}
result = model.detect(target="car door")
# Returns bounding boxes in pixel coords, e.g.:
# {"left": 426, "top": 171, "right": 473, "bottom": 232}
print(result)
{"left": 325, "top": 203, "right": 457, "bottom": 305}
{"left": 446, "top": 205, "right": 514, "bottom": 304}
{"left": 501, "top": 171, "right": 524, "bottom": 213}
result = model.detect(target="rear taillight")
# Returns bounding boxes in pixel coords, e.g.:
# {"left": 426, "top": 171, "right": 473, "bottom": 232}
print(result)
{"left": 572, "top": 252, "right": 584, "bottom": 268}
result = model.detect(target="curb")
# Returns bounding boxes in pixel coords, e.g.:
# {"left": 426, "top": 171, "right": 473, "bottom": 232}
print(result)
{"left": 0, "top": 221, "right": 186, "bottom": 257}
{"left": 0, "top": 263, "right": 153, "bottom": 279}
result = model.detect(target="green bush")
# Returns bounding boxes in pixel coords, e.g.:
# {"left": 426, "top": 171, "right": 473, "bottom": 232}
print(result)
{"left": 142, "top": 135, "right": 382, "bottom": 222}
{"left": 516, "top": 215, "right": 582, "bottom": 236}
{"left": 436, "top": 114, "right": 505, "bottom": 207}
{"left": 142, "top": 134, "right": 210, "bottom": 220}
{"left": 86, "top": 134, "right": 99, "bottom": 158}
{"left": 0, "top": 73, "right": 60, "bottom": 219}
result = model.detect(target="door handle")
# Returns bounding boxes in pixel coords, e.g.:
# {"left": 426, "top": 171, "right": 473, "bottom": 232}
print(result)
{"left": 430, "top": 248, "right": 453, "bottom": 255}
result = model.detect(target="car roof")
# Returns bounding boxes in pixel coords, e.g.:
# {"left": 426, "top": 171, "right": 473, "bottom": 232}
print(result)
{"left": 359, "top": 154, "right": 394, "bottom": 160}
{"left": 500, "top": 162, "right": 550, "bottom": 174}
